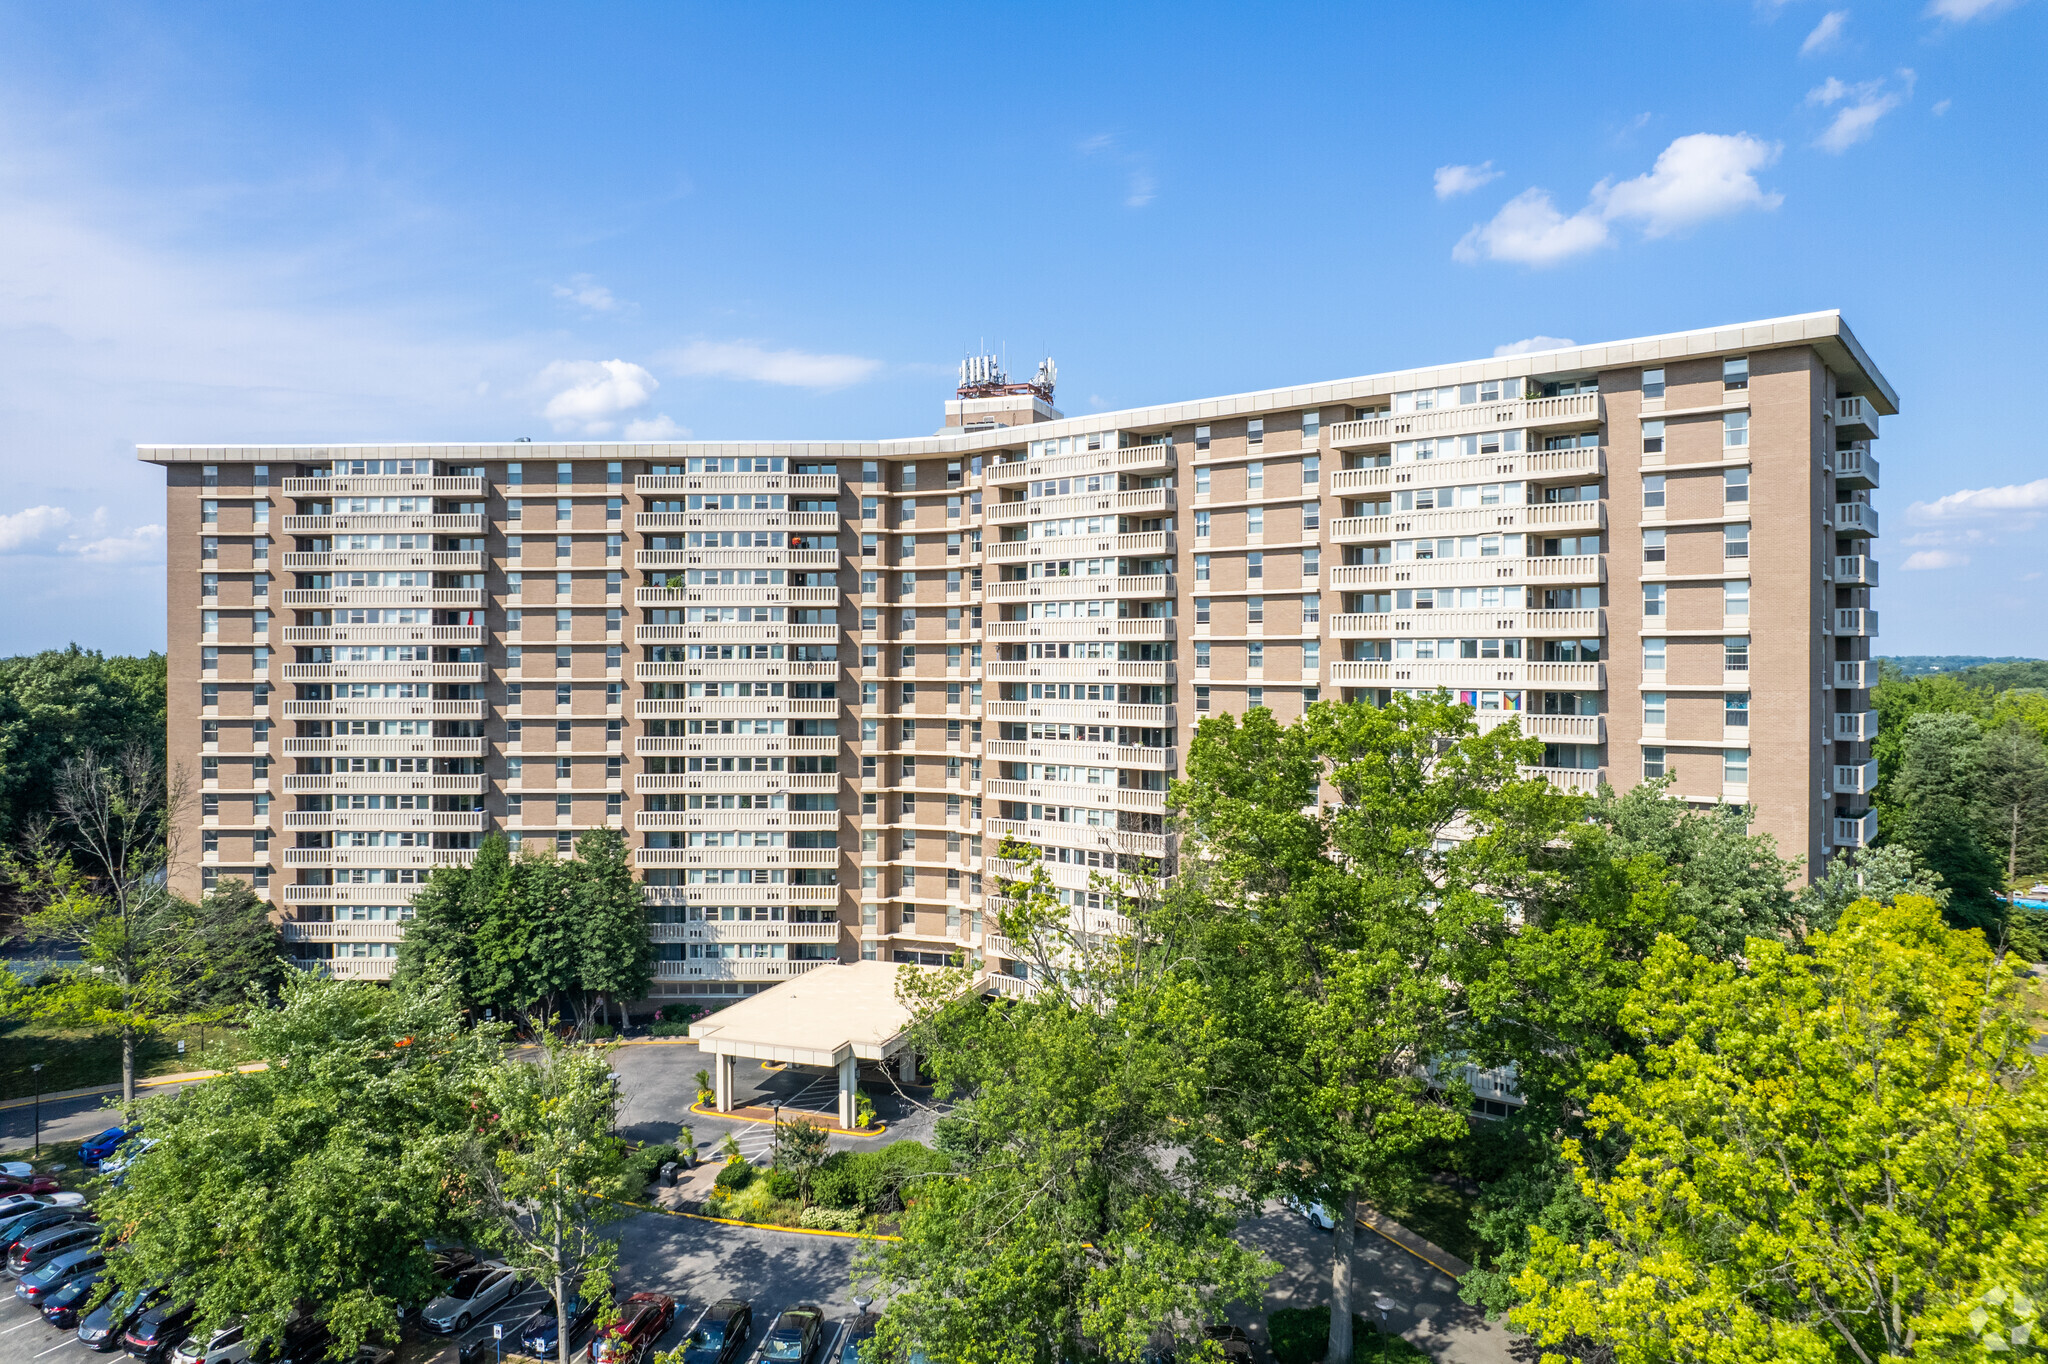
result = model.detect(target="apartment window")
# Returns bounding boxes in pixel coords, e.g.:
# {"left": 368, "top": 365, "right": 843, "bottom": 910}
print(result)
{"left": 252, "top": 646, "right": 269, "bottom": 672}
{"left": 1723, "top": 468, "right": 1749, "bottom": 504}
{"left": 1247, "top": 686, "right": 1266, "bottom": 710}
{"left": 1724, "top": 523, "right": 1750, "bottom": 559}
{"left": 555, "top": 609, "right": 572, "bottom": 633}
{"left": 201, "top": 573, "right": 219, "bottom": 599}
{"left": 861, "top": 460, "right": 880, "bottom": 484}
{"left": 1195, "top": 425, "right": 1211, "bottom": 453}
{"left": 201, "top": 537, "right": 218, "bottom": 561}
{"left": 1643, "top": 637, "right": 1667, "bottom": 673}
{"left": 1642, "top": 476, "right": 1665, "bottom": 510}
{"left": 506, "top": 536, "right": 522, "bottom": 560}
{"left": 507, "top": 463, "right": 523, "bottom": 485}
{"left": 1194, "top": 598, "right": 1211, "bottom": 625}
{"left": 897, "top": 498, "right": 916, "bottom": 524}
{"left": 555, "top": 462, "right": 572, "bottom": 485}
{"left": 1643, "top": 692, "right": 1666, "bottom": 726}
{"left": 1195, "top": 467, "right": 1210, "bottom": 495}
{"left": 1247, "top": 595, "right": 1264, "bottom": 623}
{"left": 1194, "top": 555, "right": 1211, "bottom": 582}
{"left": 947, "top": 460, "right": 962, "bottom": 484}
{"left": 1247, "top": 552, "right": 1263, "bottom": 580}
{"left": 1643, "top": 583, "right": 1665, "bottom": 617}
{"left": 1247, "top": 462, "right": 1264, "bottom": 491}
{"left": 1248, "top": 642, "right": 1265, "bottom": 670}
{"left": 1195, "top": 686, "right": 1211, "bottom": 712}
{"left": 555, "top": 646, "right": 571, "bottom": 672}
{"left": 1724, "top": 356, "right": 1749, "bottom": 391}
{"left": 607, "top": 461, "right": 622, "bottom": 485}
{"left": 1723, "top": 411, "right": 1749, "bottom": 448}
{"left": 201, "top": 500, "right": 219, "bottom": 525}
{"left": 253, "top": 503, "right": 269, "bottom": 525}
{"left": 1723, "top": 580, "right": 1750, "bottom": 617}
{"left": 203, "top": 465, "right": 220, "bottom": 488}
{"left": 201, "top": 719, "right": 219, "bottom": 746}
{"left": 605, "top": 498, "right": 621, "bottom": 522}
{"left": 1302, "top": 411, "right": 1321, "bottom": 444}
{"left": 1247, "top": 419, "right": 1264, "bottom": 449}
{"left": 1643, "top": 746, "right": 1666, "bottom": 779}
{"left": 1195, "top": 510, "right": 1211, "bottom": 538}
{"left": 1195, "top": 641, "right": 1211, "bottom": 669}
{"left": 1724, "top": 637, "right": 1750, "bottom": 672}
{"left": 253, "top": 609, "right": 270, "bottom": 634}
{"left": 252, "top": 682, "right": 270, "bottom": 708}
{"left": 252, "top": 537, "right": 267, "bottom": 562}
{"left": 201, "top": 682, "right": 219, "bottom": 708}
{"left": 1725, "top": 692, "right": 1749, "bottom": 728}
{"left": 1642, "top": 368, "right": 1665, "bottom": 400}
{"left": 1302, "top": 547, "right": 1319, "bottom": 578}
{"left": 199, "top": 647, "right": 219, "bottom": 674}
{"left": 1724, "top": 749, "right": 1750, "bottom": 785}
{"left": 1643, "top": 529, "right": 1666, "bottom": 564}
{"left": 1643, "top": 420, "right": 1666, "bottom": 456}
{"left": 1302, "top": 639, "right": 1320, "bottom": 670}
{"left": 1301, "top": 593, "right": 1320, "bottom": 623}
{"left": 1247, "top": 507, "right": 1264, "bottom": 536}
{"left": 252, "top": 575, "right": 268, "bottom": 600}
{"left": 900, "top": 465, "right": 917, "bottom": 491}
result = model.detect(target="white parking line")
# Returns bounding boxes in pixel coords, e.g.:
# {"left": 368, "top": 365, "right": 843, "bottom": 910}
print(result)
{"left": 1, "top": 1318, "right": 49, "bottom": 1333}
{"left": 33, "top": 1343, "right": 73, "bottom": 1358}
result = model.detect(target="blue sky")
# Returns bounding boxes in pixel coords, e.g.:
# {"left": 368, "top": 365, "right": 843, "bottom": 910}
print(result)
{"left": 0, "top": 0, "right": 2042, "bottom": 657}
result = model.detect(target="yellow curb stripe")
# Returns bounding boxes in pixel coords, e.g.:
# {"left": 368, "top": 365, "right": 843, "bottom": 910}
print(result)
{"left": 596, "top": 1193, "right": 902, "bottom": 1242}
{"left": 1355, "top": 1215, "right": 1465, "bottom": 1281}
{"left": 686, "top": 1101, "right": 885, "bottom": 1139}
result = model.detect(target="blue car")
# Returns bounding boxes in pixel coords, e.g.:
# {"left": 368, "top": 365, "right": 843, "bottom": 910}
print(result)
{"left": 79, "top": 1129, "right": 129, "bottom": 1171}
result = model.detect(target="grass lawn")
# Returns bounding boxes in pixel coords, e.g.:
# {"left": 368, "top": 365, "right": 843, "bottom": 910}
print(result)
{"left": 1372, "top": 1173, "right": 1483, "bottom": 1268}
{"left": 0, "top": 1020, "right": 249, "bottom": 1102}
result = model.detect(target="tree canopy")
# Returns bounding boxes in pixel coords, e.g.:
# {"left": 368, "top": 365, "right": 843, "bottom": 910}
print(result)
{"left": 0, "top": 647, "right": 165, "bottom": 852}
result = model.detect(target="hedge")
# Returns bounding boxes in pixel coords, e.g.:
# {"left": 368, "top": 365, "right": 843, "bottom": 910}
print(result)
{"left": 809, "top": 1140, "right": 952, "bottom": 1213}
{"left": 1267, "top": 1306, "right": 1424, "bottom": 1364}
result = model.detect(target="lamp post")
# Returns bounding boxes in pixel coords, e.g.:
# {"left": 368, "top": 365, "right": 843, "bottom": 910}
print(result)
{"left": 30, "top": 1064, "right": 43, "bottom": 1159}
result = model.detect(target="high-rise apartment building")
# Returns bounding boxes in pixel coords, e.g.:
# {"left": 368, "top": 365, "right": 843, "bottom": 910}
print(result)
{"left": 142, "top": 310, "right": 1892, "bottom": 1004}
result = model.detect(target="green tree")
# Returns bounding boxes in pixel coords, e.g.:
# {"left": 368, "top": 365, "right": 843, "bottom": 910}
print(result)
{"left": 570, "top": 828, "right": 653, "bottom": 1030}
{"left": 1990, "top": 688, "right": 2048, "bottom": 746}
{"left": 1871, "top": 667, "right": 1989, "bottom": 816}
{"left": 94, "top": 976, "right": 502, "bottom": 1357}
{"left": 1794, "top": 843, "right": 1948, "bottom": 935}
{"left": 1887, "top": 712, "right": 2003, "bottom": 931}
{"left": 1976, "top": 719, "right": 2048, "bottom": 887}
{"left": 458, "top": 1030, "right": 626, "bottom": 1363}
{"left": 770, "top": 1115, "right": 829, "bottom": 1203}
{"left": 1511, "top": 895, "right": 2048, "bottom": 1364}
{"left": 177, "top": 878, "right": 291, "bottom": 1009}
{"left": 863, "top": 846, "right": 1272, "bottom": 1364}
{"left": 394, "top": 832, "right": 510, "bottom": 1005}
{"left": 0, "top": 647, "right": 166, "bottom": 851}
{"left": 1167, "top": 697, "right": 1577, "bottom": 1364}
{"left": 473, "top": 849, "right": 583, "bottom": 1030}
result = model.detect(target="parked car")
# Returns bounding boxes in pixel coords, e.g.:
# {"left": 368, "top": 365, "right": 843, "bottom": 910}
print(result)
{"left": 351, "top": 1344, "right": 396, "bottom": 1364}
{"left": 1202, "top": 1326, "right": 1253, "bottom": 1364}
{"left": 39, "top": 1267, "right": 107, "bottom": 1328}
{"left": 79, "top": 1285, "right": 164, "bottom": 1351}
{"left": 0, "top": 1172, "right": 63, "bottom": 1196}
{"left": 1, "top": 1205, "right": 94, "bottom": 1258}
{"left": 1282, "top": 1197, "right": 1337, "bottom": 1231}
{"left": 9, "top": 1220, "right": 103, "bottom": 1276}
{"left": 0, "top": 1192, "right": 85, "bottom": 1221}
{"left": 589, "top": 1292, "right": 676, "bottom": 1364}
{"left": 517, "top": 1285, "right": 613, "bottom": 1358}
{"left": 763, "top": 1307, "right": 825, "bottom": 1364}
{"left": 430, "top": 1247, "right": 480, "bottom": 1279}
{"left": 0, "top": 1163, "right": 35, "bottom": 1178}
{"left": 681, "top": 1299, "right": 753, "bottom": 1364}
{"left": 124, "top": 1301, "right": 199, "bottom": 1363}
{"left": 79, "top": 1129, "right": 131, "bottom": 1170}
{"left": 172, "top": 1322, "right": 251, "bottom": 1364}
{"left": 102, "top": 1139, "right": 157, "bottom": 1182}
{"left": 420, "top": 1262, "right": 520, "bottom": 1334}
{"left": 16, "top": 1245, "right": 107, "bottom": 1302}
{"left": 835, "top": 1312, "right": 877, "bottom": 1364}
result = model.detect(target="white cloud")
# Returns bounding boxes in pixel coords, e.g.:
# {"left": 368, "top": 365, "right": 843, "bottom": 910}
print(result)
{"left": 552, "top": 274, "right": 621, "bottom": 313}
{"left": 623, "top": 414, "right": 690, "bottom": 441}
{"left": 1454, "top": 134, "right": 1781, "bottom": 265}
{"left": 1434, "top": 162, "right": 1502, "bottom": 199}
{"left": 661, "top": 341, "right": 882, "bottom": 389}
{"left": 1903, "top": 550, "right": 1970, "bottom": 570}
{"left": 1909, "top": 477, "right": 2048, "bottom": 520}
{"left": 1494, "top": 336, "right": 1577, "bottom": 357}
{"left": 73, "top": 524, "right": 166, "bottom": 563}
{"left": 1454, "top": 189, "right": 1609, "bottom": 265}
{"left": 1925, "top": 0, "right": 2020, "bottom": 20}
{"left": 1932, "top": 98, "right": 1953, "bottom": 114}
{"left": 1801, "top": 9, "right": 1850, "bottom": 54}
{"left": 0, "top": 505, "right": 75, "bottom": 552}
{"left": 1808, "top": 74, "right": 1907, "bottom": 152}
{"left": 1079, "top": 133, "right": 1158, "bottom": 209}
{"left": 538, "top": 359, "right": 659, "bottom": 434}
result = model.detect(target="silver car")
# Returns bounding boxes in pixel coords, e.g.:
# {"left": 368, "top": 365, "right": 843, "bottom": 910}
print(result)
{"left": 420, "top": 1263, "right": 520, "bottom": 1334}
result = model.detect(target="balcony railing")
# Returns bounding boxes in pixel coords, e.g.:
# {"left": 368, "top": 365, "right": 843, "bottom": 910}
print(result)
{"left": 1330, "top": 500, "right": 1604, "bottom": 543}
{"left": 283, "top": 514, "right": 486, "bottom": 533}
{"left": 1833, "top": 759, "right": 1879, "bottom": 795}
{"left": 1326, "top": 660, "right": 1603, "bottom": 690}
{"left": 1832, "top": 503, "right": 1880, "bottom": 536}
{"left": 1521, "top": 766, "right": 1602, "bottom": 793}
{"left": 1833, "top": 555, "right": 1877, "bottom": 587}
{"left": 634, "top": 474, "right": 839, "bottom": 493}
{"left": 283, "top": 589, "right": 484, "bottom": 608}
{"left": 1328, "top": 445, "right": 1603, "bottom": 495}
{"left": 1834, "top": 809, "right": 1878, "bottom": 848}
{"left": 1834, "top": 710, "right": 1879, "bottom": 742}
{"left": 1330, "top": 608, "right": 1602, "bottom": 638}
{"left": 282, "top": 476, "right": 486, "bottom": 496}
{"left": 1327, "top": 392, "right": 1602, "bottom": 447}
{"left": 653, "top": 959, "right": 825, "bottom": 982}
{"left": 1835, "top": 396, "right": 1881, "bottom": 439}
{"left": 284, "top": 551, "right": 485, "bottom": 571}
{"left": 1834, "top": 660, "right": 1872, "bottom": 689}
{"left": 1834, "top": 608, "right": 1879, "bottom": 637}
{"left": 1833, "top": 446, "right": 1879, "bottom": 489}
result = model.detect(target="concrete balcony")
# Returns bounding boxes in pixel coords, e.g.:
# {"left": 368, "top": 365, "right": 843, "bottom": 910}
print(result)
{"left": 1834, "top": 710, "right": 1879, "bottom": 742}
{"left": 283, "top": 811, "right": 487, "bottom": 832}
{"left": 649, "top": 921, "right": 840, "bottom": 943}
{"left": 1835, "top": 396, "right": 1881, "bottom": 440}
{"left": 282, "top": 476, "right": 486, "bottom": 496}
{"left": 1325, "top": 660, "right": 1603, "bottom": 690}
{"left": 1516, "top": 713, "right": 1605, "bottom": 743}
{"left": 633, "top": 511, "right": 840, "bottom": 532}
{"left": 282, "top": 883, "right": 425, "bottom": 905}
{"left": 1327, "top": 555, "right": 1604, "bottom": 590}
{"left": 1328, "top": 392, "right": 1602, "bottom": 447}
{"left": 282, "top": 921, "right": 409, "bottom": 941}
{"left": 634, "top": 661, "right": 840, "bottom": 683}
{"left": 632, "top": 623, "right": 837, "bottom": 646}
{"left": 1522, "top": 766, "right": 1603, "bottom": 793}
{"left": 634, "top": 586, "right": 838, "bottom": 607}
{"left": 1834, "top": 808, "right": 1878, "bottom": 848}
{"left": 281, "top": 774, "right": 488, "bottom": 795}
{"left": 984, "top": 618, "right": 1171, "bottom": 642}
{"left": 635, "top": 548, "right": 840, "bottom": 571}
{"left": 1328, "top": 445, "right": 1603, "bottom": 496}
{"left": 1329, "top": 500, "right": 1603, "bottom": 543}
{"left": 283, "top": 589, "right": 484, "bottom": 608}
{"left": 983, "top": 441, "right": 1175, "bottom": 487}
{"left": 1330, "top": 608, "right": 1602, "bottom": 639}
{"left": 1834, "top": 608, "right": 1879, "bottom": 638}
{"left": 283, "top": 514, "right": 485, "bottom": 534}
{"left": 984, "top": 661, "right": 1167, "bottom": 684}
{"left": 985, "top": 700, "right": 1168, "bottom": 727}
{"left": 321, "top": 958, "right": 398, "bottom": 979}
{"left": 283, "top": 700, "right": 485, "bottom": 720}
{"left": 636, "top": 698, "right": 837, "bottom": 719}
{"left": 984, "top": 574, "right": 1168, "bottom": 603}
{"left": 1832, "top": 503, "right": 1879, "bottom": 537}
{"left": 1833, "top": 446, "right": 1879, "bottom": 490}
{"left": 282, "top": 737, "right": 486, "bottom": 758}
{"left": 634, "top": 846, "right": 838, "bottom": 868}
{"left": 283, "top": 663, "right": 486, "bottom": 683}
{"left": 986, "top": 531, "right": 1168, "bottom": 564}
{"left": 636, "top": 810, "right": 837, "bottom": 831}
{"left": 283, "top": 626, "right": 485, "bottom": 645}
{"left": 652, "top": 959, "right": 825, "bottom": 982}
{"left": 283, "top": 848, "right": 476, "bottom": 869}
{"left": 634, "top": 474, "right": 839, "bottom": 494}
{"left": 1834, "top": 759, "right": 1879, "bottom": 795}
{"left": 283, "top": 551, "right": 485, "bottom": 572}
{"left": 635, "top": 736, "right": 837, "bottom": 757}
{"left": 1833, "top": 555, "right": 1878, "bottom": 587}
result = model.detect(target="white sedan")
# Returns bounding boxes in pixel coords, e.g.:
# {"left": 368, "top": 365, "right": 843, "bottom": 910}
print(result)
{"left": 421, "top": 1262, "right": 522, "bottom": 1334}
{"left": 1283, "top": 1197, "right": 1339, "bottom": 1231}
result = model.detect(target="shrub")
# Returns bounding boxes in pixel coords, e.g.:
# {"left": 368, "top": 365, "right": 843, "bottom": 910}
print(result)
{"left": 1267, "top": 1306, "right": 1422, "bottom": 1364}
{"left": 713, "top": 1159, "right": 754, "bottom": 1192}
{"left": 798, "top": 1205, "right": 860, "bottom": 1232}
{"left": 624, "top": 1142, "right": 680, "bottom": 1191}
{"left": 764, "top": 1166, "right": 801, "bottom": 1200}
{"left": 809, "top": 1141, "right": 952, "bottom": 1213}
{"left": 650, "top": 1021, "right": 693, "bottom": 1037}
{"left": 586, "top": 1022, "right": 618, "bottom": 1040}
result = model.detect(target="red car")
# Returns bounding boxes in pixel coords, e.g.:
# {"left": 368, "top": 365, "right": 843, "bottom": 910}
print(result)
{"left": 589, "top": 1293, "right": 676, "bottom": 1364}
{"left": 0, "top": 1174, "right": 62, "bottom": 1197}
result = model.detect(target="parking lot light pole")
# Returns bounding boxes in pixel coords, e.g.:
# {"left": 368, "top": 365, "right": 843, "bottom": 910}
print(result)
{"left": 30, "top": 1064, "right": 43, "bottom": 1158}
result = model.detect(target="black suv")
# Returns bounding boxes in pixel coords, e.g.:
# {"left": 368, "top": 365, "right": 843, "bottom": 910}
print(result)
{"left": 9, "top": 1221, "right": 102, "bottom": 1276}
{"left": 123, "top": 1301, "right": 198, "bottom": 1362}
{"left": 681, "top": 1300, "right": 753, "bottom": 1364}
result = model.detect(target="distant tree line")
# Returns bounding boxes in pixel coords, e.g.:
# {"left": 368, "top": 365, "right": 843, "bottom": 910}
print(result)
{"left": 0, "top": 646, "right": 166, "bottom": 855}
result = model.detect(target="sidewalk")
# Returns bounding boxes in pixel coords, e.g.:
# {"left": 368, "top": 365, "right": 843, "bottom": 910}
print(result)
{"left": 0, "top": 1062, "right": 268, "bottom": 1113}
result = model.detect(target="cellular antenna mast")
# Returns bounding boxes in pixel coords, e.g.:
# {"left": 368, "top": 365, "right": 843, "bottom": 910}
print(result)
{"left": 956, "top": 349, "right": 1056, "bottom": 403}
